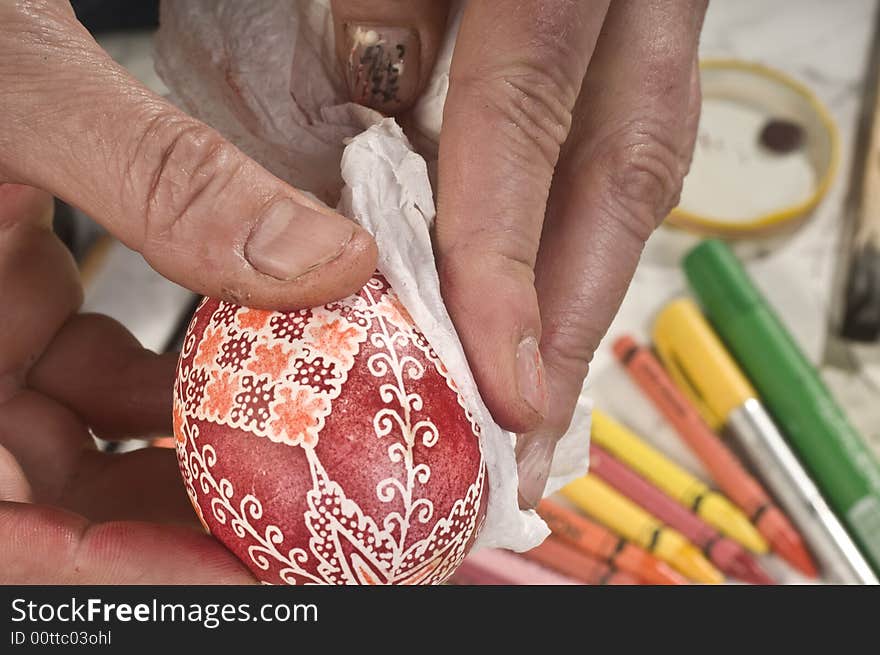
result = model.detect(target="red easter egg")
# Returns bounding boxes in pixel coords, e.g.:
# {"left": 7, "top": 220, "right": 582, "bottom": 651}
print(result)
{"left": 173, "top": 273, "right": 487, "bottom": 584}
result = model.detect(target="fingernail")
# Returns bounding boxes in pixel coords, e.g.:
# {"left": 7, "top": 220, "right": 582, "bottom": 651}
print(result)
{"left": 516, "top": 433, "right": 557, "bottom": 510}
{"left": 516, "top": 336, "right": 550, "bottom": 418}
{"left": 245, "top": 199, "right": 354, "bottom": 281}
{"left": 344, "top": 24, "right": 419, "bottom": 112}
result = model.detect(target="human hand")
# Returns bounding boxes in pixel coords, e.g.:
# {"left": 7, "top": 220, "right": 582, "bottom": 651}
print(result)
{"left": 0, "top": 1, "right": 378, "bottom": 583}
{"left": 331, "top": 0, "right": 707, "bottom": 507}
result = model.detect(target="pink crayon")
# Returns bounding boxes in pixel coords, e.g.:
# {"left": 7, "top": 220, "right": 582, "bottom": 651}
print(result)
{"left": 450, "top": 547, "right": 579, "bottom": 585}
{"left": 589, "top": 444, "right": 775, "bottom": 585}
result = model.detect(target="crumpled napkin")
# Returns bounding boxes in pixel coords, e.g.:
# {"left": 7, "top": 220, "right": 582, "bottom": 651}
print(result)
{"left": 155, "top": 0, "right": 590, "bottom": 551}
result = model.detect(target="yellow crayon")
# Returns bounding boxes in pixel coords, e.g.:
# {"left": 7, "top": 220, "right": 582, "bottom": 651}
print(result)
{"left": 562, "top": 476, "right": 724, "bottom": 584}
{"left": 591, "top": 409, "right": 768, "bottom": 554}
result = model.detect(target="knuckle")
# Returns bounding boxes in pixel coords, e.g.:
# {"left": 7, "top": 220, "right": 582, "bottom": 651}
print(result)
{"left": 452, "top": 62, "right": 575, "bottom": 171}
{"left": 131, "top": 113, "right": 243, "bottom": 251}
{"left": 437, "top": 243, "right": 539, "bottom": 339}
{"left": 596, "top": 121, "right": 685, "bottom": 242}
{"left": 541, "top": 313, "right": 596, "bottom": 378}
{"left": 439, "top": 236, "right": 536, "bottom": 300}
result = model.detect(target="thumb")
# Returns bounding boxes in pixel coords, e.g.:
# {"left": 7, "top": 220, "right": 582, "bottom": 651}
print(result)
{"left": 0, "top": 2, "right": 376, "bottom": 310}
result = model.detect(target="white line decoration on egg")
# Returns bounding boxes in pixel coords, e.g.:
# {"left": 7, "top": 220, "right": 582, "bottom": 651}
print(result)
{"left": 173, "top": 274, "right": 486, "bottom": 584}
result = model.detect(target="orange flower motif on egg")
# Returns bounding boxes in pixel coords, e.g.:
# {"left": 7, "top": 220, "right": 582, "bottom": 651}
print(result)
{"left": 245, "top": 342, "right": 292, "bottom": 380}
{"left": 236, "top": 307, "right": 271, "bottom": 331}
{"left": 194, "top": 325, "right": 224, "bottom": 368}
{"left": 173, "top": 403, "right": 186, "bottom": 445}
{"left": 201, "top": 369, "right": 240, "bottom": 420}
{"left": 268, "top": 385, "right": 329, "bottom": 447}
{"left": 306, "top": 311, "right": 365, "bottom": 368}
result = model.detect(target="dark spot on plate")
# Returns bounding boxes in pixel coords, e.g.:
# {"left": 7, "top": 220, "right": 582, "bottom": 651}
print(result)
{"left": 759, "top": 119, "right": 805, "bottom": 154}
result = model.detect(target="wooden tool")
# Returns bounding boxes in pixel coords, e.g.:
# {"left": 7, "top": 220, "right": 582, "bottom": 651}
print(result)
{"left": 838, "top": 10, "right": 880, "bottom": 341}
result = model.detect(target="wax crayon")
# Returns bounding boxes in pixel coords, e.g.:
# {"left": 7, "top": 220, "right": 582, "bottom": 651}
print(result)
{"left": 452, "top": 548, "right": 579, "bottom": 585}
{"left": 589, "top": 444, "right": 774, "bottom": 584}
{"left": 522, "top": 535, "right": 640, "bottom": 585}
{"left": 613, "top": 335, "right": 816, "bottom": 576}
{"left": 591, "top": 409, "right": 767, "bottom": 554}
{"left": 537, "top": 499, "right": 688, "bottom": 584}
{"left": 654, "top": 298, "right": 878, "bottom": 584}
{"left": 562, "top": 476, "right": 723, "bottom": 584}
{"left": 685, "top": 240, "right": 880, "bottom": 574}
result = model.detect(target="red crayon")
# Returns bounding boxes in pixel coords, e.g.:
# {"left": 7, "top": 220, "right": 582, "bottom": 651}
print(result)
{"left": 451, "top": 548, "right": 579, "bottom": 585}
{"left": 590, "top": 444, "right": 775, "bottom": 584}
{"left": 613, "top": 335, "right": 817, "bottom": 577}
{"left": 522, "top": 536, "right": 640, "bottom": 585}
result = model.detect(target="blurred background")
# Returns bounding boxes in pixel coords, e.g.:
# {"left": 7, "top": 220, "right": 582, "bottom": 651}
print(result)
{"left": 64, "top": 1, "right": 880, "bottom": 584}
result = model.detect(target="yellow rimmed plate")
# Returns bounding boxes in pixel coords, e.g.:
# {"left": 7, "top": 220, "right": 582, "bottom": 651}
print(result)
{"left": 667, "top": 59, "right": 839, "bottom": 237}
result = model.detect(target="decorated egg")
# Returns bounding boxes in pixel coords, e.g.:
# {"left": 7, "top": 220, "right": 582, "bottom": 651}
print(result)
{"left": 173, "top": 273, "right": 487, "bottom": 584}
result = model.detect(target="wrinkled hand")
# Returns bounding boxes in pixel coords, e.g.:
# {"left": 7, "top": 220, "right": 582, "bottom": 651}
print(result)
{"left": 0, "top": 0, "right": 707, "bottom": 585}
{"left": 0, "top": 1, "right": 379, "bottom": 583}
{"left": 332, "top": 0, "right": 706, "bottom": 506}
{"left": 0, "top": 185, "right": 255, "bottom": 582}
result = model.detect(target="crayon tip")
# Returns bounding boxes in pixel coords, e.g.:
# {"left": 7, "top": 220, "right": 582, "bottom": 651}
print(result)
{"left": 728, "top": 551, "right": 776, "bottom": 585}
{"left": 707, "top": 498, "right": 769, "bottom": 554}
{"left": 612, "top": 335, "right": 639, "bottom": 362}
{"left": 674, "top": 546, "right": 725, "bottom": 585}
{"left": 730, "top": 520, "right": 769, "bottom": 554}
{"left": 772, "top": 533, "right": 819, "bottom": 578}
{"left": 758, "top": 509, "right": 819, "bottom": 578}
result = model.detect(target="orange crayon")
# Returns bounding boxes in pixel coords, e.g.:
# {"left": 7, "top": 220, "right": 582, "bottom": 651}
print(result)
{"left": 522, "top": 535, "right": 640, "bottom": 585}
{"left": 613, "top": 335, "right": 817, "bottom": 577}
{"left": 537, "top": 499, "right": 687, "bottom": 585}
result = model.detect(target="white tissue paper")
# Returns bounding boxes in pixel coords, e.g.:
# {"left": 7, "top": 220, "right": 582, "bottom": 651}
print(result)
{"left": 155, "top": 0, "right": 590, "bottom": 552}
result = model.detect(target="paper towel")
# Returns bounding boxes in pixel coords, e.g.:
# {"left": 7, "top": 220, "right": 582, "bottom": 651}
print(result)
{"left": 155, "top": 0, "right": 590, "bottom": 551}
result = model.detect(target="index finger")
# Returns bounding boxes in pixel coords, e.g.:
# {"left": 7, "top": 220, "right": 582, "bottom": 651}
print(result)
{"left": 435, "top": 0, "right": 610, "bottom": 432}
